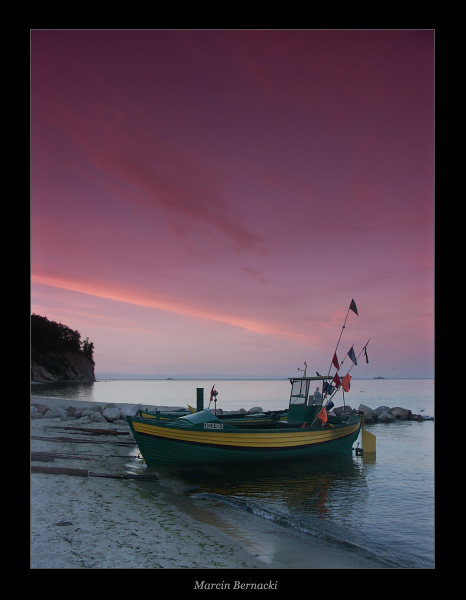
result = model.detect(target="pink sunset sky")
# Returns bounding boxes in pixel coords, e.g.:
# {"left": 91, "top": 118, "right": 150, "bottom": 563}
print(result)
{"left": 30, "top": 30, "right": 434, "bottom": 379}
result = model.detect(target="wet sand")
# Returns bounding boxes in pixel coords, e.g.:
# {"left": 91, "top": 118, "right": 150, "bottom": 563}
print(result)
{"left": 30, "top": 396, "right": 386, "bottom": 572}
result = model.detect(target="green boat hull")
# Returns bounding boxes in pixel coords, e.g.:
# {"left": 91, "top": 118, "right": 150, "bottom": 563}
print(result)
{"left": 127, "top": 415, "right": 362, "bottom": 467}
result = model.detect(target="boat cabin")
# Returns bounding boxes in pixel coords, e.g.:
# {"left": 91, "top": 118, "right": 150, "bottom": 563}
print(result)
{"left": 287, "top": 375, "right": 333, "bottom": 425}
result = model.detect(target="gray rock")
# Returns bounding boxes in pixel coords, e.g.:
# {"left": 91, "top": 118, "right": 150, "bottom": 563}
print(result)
{"left": 31, "top": 412, "right": 43, "bottom": 419}
{"left": 43, "top": 406, "right": 68, "bottom": 421}
{"left": 31, "top": 406, "right": 38, "bottom": 416}
{"left": 358, "top": 404, "right": 378, "bottom": 420}
{"left": 103, "top": 407, "right": 121, "bottom": 422}
{"left": 248, "top": 407, "right": 264, "bottom": 414}
{"left": 333, "top": 405, "right": 353, "bottom": 417}
{"left": 374, "top": 405, "right": 391, "bottom": 416}
{"left": 37, "top": 404, "right": 49, "bottom": 415}
{"left": 113, "top": 419, "right": 128, "bottom": 426}
{"left": 390, "top": 407, "right": 412, "bottom": 420}
{"left": 119, "top": 404, "right": 143, "bottom": 419}
{"left": 378, "top": 411, "right": 396, "bottom": 423}
{"left": 90, "top": 411, "right": 106, "bottom": 423}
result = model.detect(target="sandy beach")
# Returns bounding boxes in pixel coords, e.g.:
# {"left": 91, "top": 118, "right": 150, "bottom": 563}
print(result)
{"left": 31, "top": 396, "right": 387, "bottom": 572}
{"left": 31, "top": 397, "right": 262, "bottom": 569}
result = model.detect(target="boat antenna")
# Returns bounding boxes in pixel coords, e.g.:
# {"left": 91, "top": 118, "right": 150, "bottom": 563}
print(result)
{"left": 298, "top": 361, "right": 307, "bottom": 377}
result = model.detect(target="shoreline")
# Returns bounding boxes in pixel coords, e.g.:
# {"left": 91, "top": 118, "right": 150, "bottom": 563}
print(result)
{"left": 30, "top": 396, "right": 388, "bottom": 570}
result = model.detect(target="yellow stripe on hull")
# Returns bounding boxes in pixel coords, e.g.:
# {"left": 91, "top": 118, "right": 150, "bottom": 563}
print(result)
{"left": 132, "top": 420, "right": 360, "bottom": 449}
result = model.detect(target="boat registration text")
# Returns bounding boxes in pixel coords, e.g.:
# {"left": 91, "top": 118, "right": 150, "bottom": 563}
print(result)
{"left": 204, "top": 423, "right": 224, "bottom": 429}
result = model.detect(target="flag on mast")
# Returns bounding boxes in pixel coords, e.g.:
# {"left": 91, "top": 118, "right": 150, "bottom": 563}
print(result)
{"left": 333, "top": 372, "right": 342, "bottom": 388}
{"left": 317, "top": 405, "right": 328, "bottom": 423}
{"left": 209, "top": 385, "right": 216, "bottom": 406}
{"left": 348, "top": 345, "right": 357, "bottom": 366}
{"left": 349, "top": 299, "right": 358, "bottom": 316}
{"left": 341, "top": 374, "right": 351, "bottom": 392}
{"left": 332, "top": 353, "right": 340, "bottom": 370}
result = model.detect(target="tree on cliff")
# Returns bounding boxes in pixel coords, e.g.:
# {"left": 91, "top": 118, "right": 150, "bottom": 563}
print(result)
{"left": 31, "top": 314, "right": 95, "bottom": 363}
{"left": 81, "top": 337, "right": 95, "bottom": 361}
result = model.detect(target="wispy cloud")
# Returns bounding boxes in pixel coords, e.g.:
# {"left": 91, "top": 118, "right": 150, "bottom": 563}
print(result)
{"left": 31, "top": 269, "right": 314, "bottom": 344}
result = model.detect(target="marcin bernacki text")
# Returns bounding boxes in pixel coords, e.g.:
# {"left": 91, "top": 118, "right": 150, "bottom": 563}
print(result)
{"left": 194, "top": 580, "right": 278, "bottom": 590}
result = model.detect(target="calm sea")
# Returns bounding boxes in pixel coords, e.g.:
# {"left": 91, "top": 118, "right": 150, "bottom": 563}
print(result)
{"left": 31, "top": 378, "right": 434, "bottom": 568}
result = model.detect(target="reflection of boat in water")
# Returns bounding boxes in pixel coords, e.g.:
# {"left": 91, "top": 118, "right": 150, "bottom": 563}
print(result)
{"left": 162, "top": 449, "right": 364, "bottom": 509}
{"left": 127, "top": 375, "right": 363, "bottom": 467}
{"left": 159, "top": 451, "right": 372, "bottom": 554}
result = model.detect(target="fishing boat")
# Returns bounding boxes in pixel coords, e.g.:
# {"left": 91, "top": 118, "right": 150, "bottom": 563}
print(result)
{"left": 127, "top": 300, "right": 374, "bottom": 467}
{"left": 126, "top": 375, "right": 363, "bottom": 467}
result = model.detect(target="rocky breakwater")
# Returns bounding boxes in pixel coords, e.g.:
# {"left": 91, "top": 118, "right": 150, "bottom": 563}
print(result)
{"left": 330, "top": 404, "right": 434, "bottom": 423}
{"left": 30, "top": 402, "right": 144, "bottom": 425}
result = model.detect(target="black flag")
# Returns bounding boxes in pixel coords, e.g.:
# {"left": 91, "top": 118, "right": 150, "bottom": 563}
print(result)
{"left": 349, "top": 299, "right": 358, "bottom": 316}
{"left": 364, "top": 346, "right": 369, "bottom": 363}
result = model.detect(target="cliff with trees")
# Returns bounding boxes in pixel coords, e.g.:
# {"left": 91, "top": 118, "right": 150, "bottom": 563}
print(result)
{"left": 31, "top": 314, "right": 96, "bottom": 382}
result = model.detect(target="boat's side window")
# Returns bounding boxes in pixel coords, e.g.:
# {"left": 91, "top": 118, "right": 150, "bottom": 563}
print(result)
{"left": 289, "top": 379, "right": 310, "bottom": 404}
